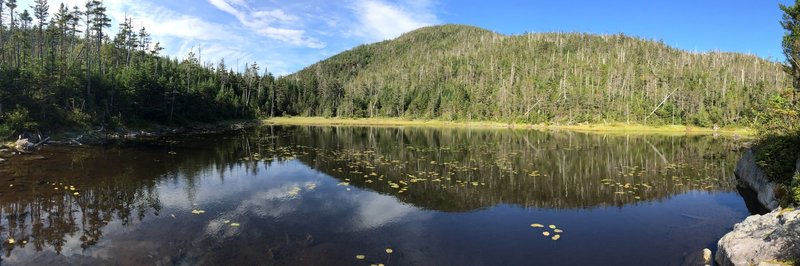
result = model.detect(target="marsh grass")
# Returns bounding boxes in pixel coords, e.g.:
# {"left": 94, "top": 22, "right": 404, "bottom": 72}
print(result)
{"left": 263, "top": 117, "right": 754, "bottom": 137}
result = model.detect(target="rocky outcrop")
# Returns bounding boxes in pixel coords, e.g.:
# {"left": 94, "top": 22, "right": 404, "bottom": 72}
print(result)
{"left": 719, "top": 148, "right": 800, "bottom": 265}
{"left": 734, "top": 149, "right": 779, "bottom": 210}
{"left": 716, "top": 208, "right": 800, "bottom": 266}
{"left": 15, "top": 138, "right": 35, "bottom": 152}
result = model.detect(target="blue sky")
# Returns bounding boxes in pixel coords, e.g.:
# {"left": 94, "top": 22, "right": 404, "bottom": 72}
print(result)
{"left": 14, "top": 0, "right": 793, "bottom": 75}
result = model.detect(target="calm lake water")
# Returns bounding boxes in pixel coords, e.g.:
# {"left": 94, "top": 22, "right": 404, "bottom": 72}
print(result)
{"left": 0, "top": 126, "right": 753, "bottom": 265}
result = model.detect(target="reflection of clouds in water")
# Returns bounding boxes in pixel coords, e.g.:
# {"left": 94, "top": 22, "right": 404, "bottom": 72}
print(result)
{"left": 350, "top": 193, "right": 421, "bottom": 230}
{"left": 194, "top": 159, "right": 430, "bottom": 238}
{"left": 157, "top": 160, "right": 324, "bottom": 209}
{"left": 6, "top": 159, "right": 434, "bottom": 263}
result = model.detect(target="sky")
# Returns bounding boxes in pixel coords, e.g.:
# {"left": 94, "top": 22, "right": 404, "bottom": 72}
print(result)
{"left": 13, "top": 0, "right": 794, "bottom": 75}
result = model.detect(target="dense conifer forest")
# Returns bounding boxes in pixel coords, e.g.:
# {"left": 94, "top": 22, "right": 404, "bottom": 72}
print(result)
{"left": 0, "top": 1, "right": 791, "bottom": 139}
{"left": 282, "top": 25, "right": 789, "bottom": 126}
{"left": 0, "top": 0, "right": 275, "bottom": 137}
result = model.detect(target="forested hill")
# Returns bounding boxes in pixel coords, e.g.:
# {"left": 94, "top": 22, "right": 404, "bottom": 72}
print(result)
{"left": 277, "top": 24, "right": 788, "bottom": 126}
{"left": 0, "top": 1, "right": 273, "bottom": 138}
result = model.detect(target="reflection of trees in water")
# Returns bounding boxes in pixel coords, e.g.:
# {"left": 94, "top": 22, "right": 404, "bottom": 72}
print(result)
{"left": 0, "top": 126, "right": 747, "bottom": 258}
{"left": 0, "top": 134, "right": 258, "bottom": 258}
{"left": 256, "top": 126, "right": 742, "bottom": 211}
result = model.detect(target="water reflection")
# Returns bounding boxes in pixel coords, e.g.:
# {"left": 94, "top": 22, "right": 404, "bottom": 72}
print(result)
{"left": 0, "top": 126, "right": 748, "bottom": 265}
{"left": 267, "top": 126, "right": 740, "bottom": 210}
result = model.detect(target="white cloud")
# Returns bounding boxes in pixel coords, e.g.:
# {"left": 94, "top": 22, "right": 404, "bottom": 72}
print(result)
{"left": 352, "top": 0, "right": 438, "bottom": 41}
{"left": 207, "top": 0, "right": 325, "bottom": 48}
{"left": 252, "top": 9, "right": 298, "bottom": 23}
{"left": 16, "top": 0, "right": 441, "bottom": 75}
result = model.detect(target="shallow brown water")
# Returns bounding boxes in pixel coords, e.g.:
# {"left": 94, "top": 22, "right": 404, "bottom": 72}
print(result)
{"left": 0, "top": 126, "right": 751, "bottom": 265}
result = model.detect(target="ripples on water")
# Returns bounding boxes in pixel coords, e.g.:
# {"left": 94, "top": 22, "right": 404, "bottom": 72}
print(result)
{"left": 0, "top": 126, "right": 751, "bottom": 265}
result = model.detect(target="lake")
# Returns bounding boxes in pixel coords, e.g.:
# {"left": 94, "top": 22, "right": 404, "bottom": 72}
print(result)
{"left": 0, "top": 125, "right": 754, "bottom": 265}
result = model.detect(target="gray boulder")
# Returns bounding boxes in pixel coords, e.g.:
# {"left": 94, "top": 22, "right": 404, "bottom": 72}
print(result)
{"left": 716, "top": 208, "right": 800, "bottom": 266}
{"left": 734, "top": 149, "right": 779, "bottom": 210}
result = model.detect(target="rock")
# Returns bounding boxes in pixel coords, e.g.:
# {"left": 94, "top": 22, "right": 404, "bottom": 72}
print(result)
{"left": 0, "top": 158, "right": 5, "bottom": 163}
{"left": 734, "top": 149, "right": 779, "bottom": 210}
{"left": 716, "top": 208, "right": 800, "bottom": 266}
{"left": 683, "top": 248, "right": 714, "bottom": 266}
{"left": 15, "top": 138, "right": 35, "bottom": 152}
{"left": 756, "top": 262, "right": 788, "bottom": 266}
{"left": 702, "top": 248, "right": 712, "bottom": 265}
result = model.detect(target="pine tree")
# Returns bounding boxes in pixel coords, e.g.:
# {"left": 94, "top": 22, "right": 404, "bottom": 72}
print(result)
{"left": 781, "top": 0, "right": 800, "bottom": 90}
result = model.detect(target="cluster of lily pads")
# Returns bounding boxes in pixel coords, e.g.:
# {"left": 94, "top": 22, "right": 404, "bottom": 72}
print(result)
{"left": 355, "top": 247, "right": 394, "bottom": 265}
{"left": 600, "top": 164, "right": 724, "bottom": 201}
{"left": 191, "top": 208, "right": 240, "bottom": 227}
{"left": 45, "top": 181, "right": 81, "bottom": 196}
{"left": 531, "top": 223, "right": 563, "bottom": 240}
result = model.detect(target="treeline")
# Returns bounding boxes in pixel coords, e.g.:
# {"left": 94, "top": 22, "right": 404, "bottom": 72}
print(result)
{"left": 277, "top": 24, "right": 788, "bottom": 126}
{"left": 0, "top": 0, "right": 277, "bottom": 137}
{"left": 751, "top": 1, "right": 800, "bottom": 206}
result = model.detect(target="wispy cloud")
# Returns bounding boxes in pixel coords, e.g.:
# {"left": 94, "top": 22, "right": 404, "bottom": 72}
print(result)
{"left": 18, "top": 0, "right": 441, "bottom": 75}
{"left": 351, "top": 0, "right": 439, "bottom": 41}
{"left": 207, "top": 0, "right": 325, "bottom": 48}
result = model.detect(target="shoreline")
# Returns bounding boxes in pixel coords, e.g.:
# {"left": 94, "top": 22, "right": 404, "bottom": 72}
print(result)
{"left": 3, "top": 119, "right": 263, "bottom": 148}
{"left": 263, "top": 117, "right": 754, "bottom": 137}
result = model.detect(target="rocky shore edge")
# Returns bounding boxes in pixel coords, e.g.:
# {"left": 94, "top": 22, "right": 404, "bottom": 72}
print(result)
{"left": 715, "top": 148, "right": 800, "bottom": 266}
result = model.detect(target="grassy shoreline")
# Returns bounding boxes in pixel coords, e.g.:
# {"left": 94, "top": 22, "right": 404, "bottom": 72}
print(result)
{"left": 262, "top": 117, "right": 754, "bottom": 136}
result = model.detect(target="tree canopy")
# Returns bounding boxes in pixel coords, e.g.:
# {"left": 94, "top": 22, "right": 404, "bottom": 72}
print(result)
{"left": 0, "top": 0, "right": 277, "bottom": 138}
{"left": 278, "top": 25, "right": 787, "bottom": 127}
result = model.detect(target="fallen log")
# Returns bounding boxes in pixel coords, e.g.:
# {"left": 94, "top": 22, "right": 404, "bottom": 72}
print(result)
{"left": 33, "top": 137, "right": 50, "bottom": 148}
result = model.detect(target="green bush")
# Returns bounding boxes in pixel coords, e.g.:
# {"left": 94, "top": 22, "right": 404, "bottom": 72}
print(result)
{"left": 794, "top": 173, "right": 800, "bottom": 204}
{"left": 67, "top": 109, "right": 93, "bottom": 130}
{"left": 0, "top": 124, "right": 12, "bottom": 140}
{"left": 753, "top": 90, "right": 800, "bottom": 205}
{"left": 3, "top": 106, "right": 38, "bottom": 133}
{"left": 755, "top": 135, "right": 800, "bottom": 185}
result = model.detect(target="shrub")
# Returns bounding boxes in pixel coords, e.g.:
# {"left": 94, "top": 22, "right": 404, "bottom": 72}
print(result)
{"left": 3, "top": 106, "right": 38, "bottom": 133}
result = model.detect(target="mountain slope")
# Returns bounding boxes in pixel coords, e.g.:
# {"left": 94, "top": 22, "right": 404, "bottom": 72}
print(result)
{"left": 276, "top": 24, "right": 787, "bottom": 126}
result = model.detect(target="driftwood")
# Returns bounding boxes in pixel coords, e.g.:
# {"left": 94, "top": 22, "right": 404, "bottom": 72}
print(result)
{"left": 34, "top": 137, "right": 50, "bottom": 147}
{"left": 69, "top": 135, "right": 84, "bottom": 146}
{"left": 14, "top": 137, "right": 50, "bottom": 152}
